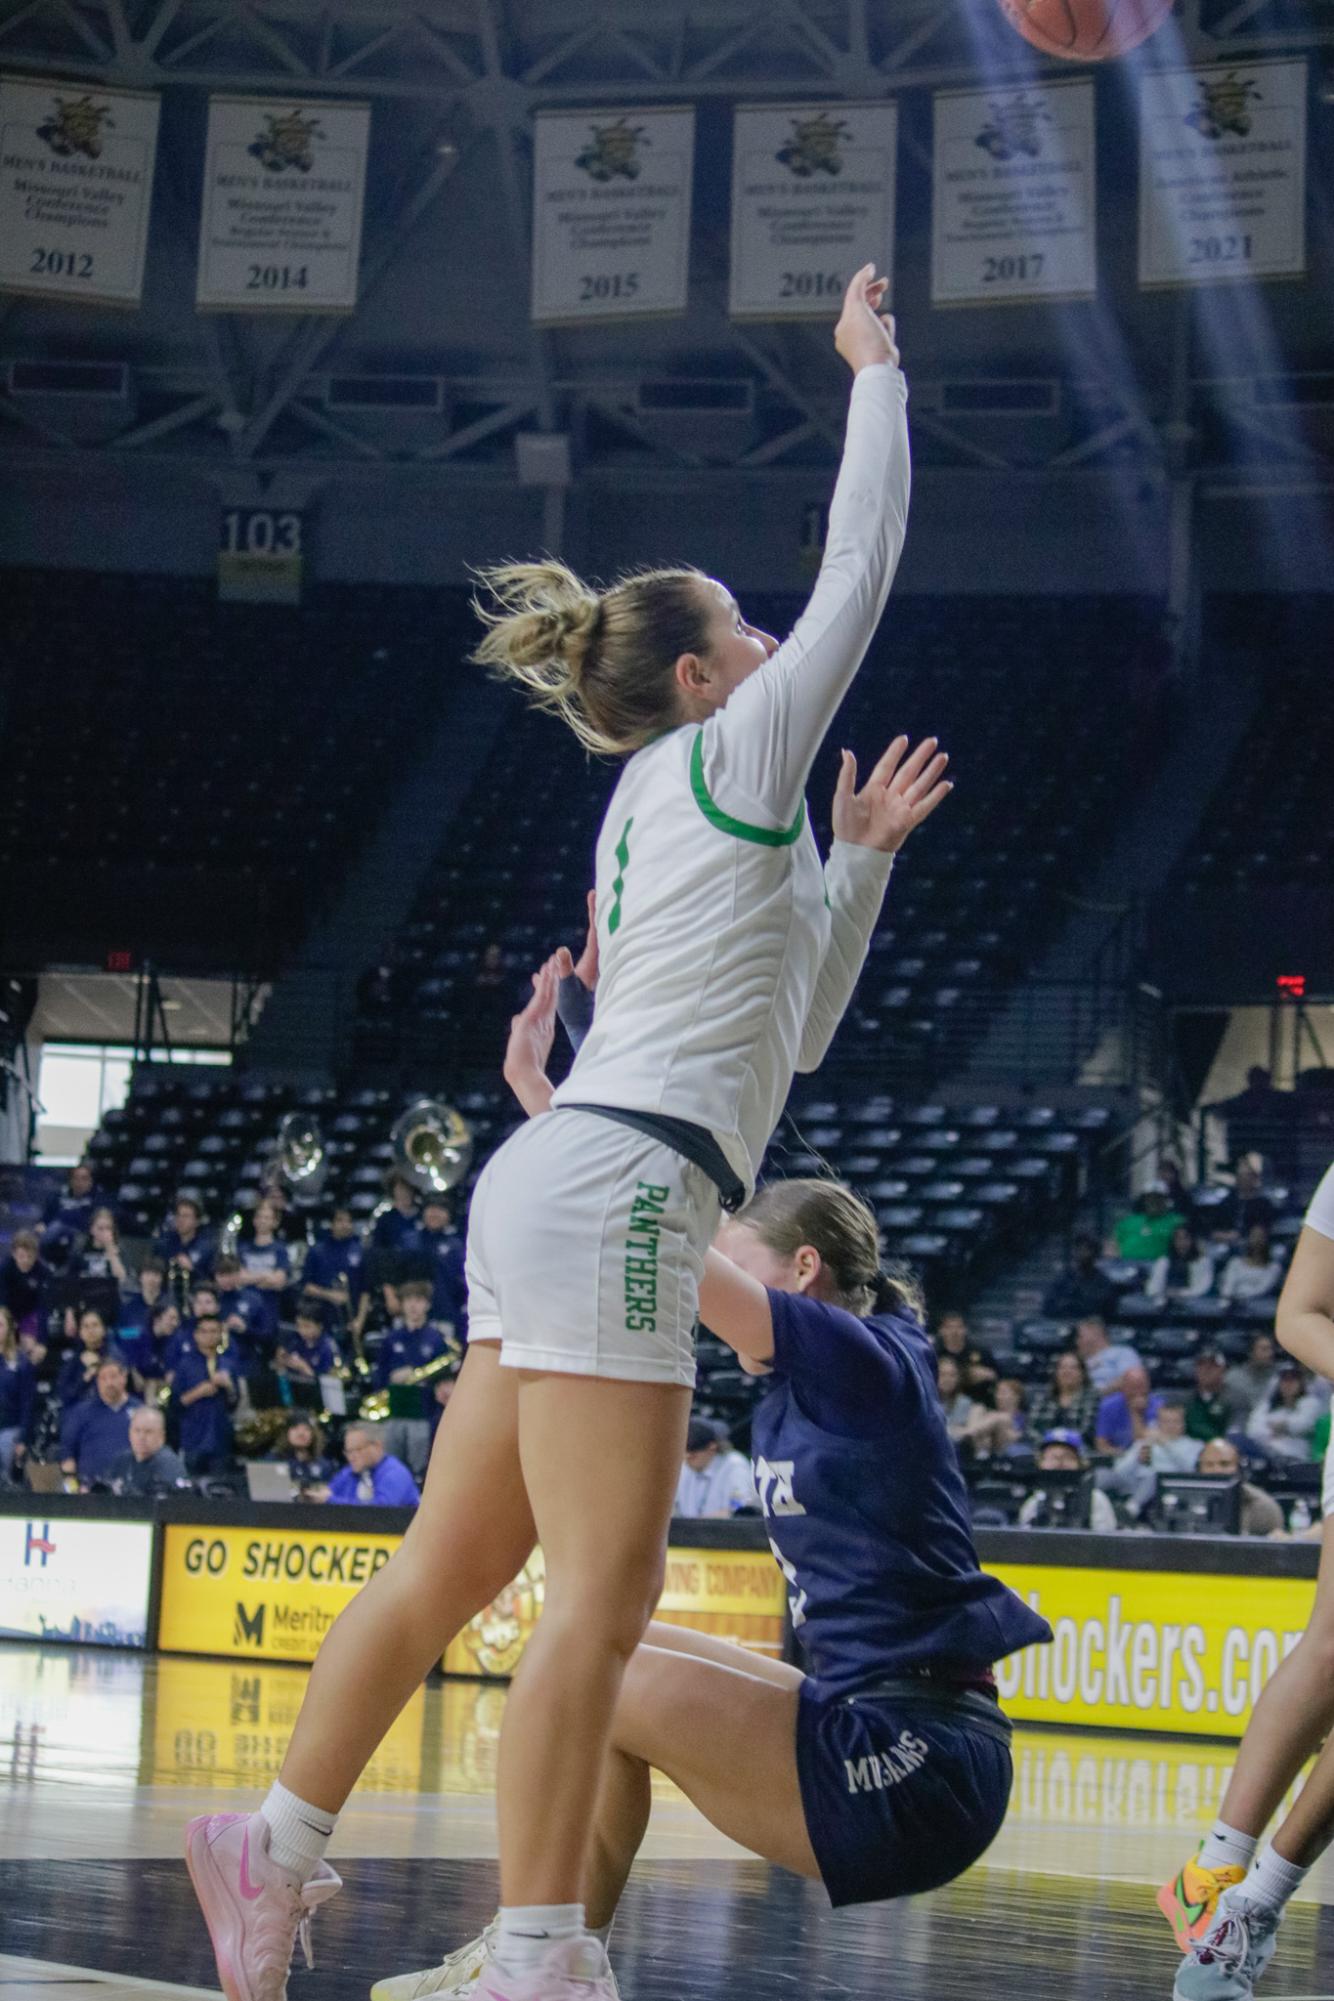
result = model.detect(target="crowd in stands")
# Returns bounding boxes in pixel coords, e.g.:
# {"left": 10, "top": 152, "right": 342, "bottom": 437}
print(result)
{"left": 0, "top": 1161, "right": 475, "bottom": 1507}
{"left": 927, "top": 1153, "right": 1319, "bottom": 1537}
{"left": 0, "top": 1138, "right": 1322, "bottom": 1542}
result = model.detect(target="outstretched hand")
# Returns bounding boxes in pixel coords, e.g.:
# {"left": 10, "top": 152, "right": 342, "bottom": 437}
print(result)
{"left": 831, "top": 735, "right": 952, "bottom": 855}
{"left": 503, "top": 956, "right": 559, "bottom": 1115}
{"left": 554, "top": 888, "right": 599, "bottom": 992}
{"left": 834, "top": 263, "right": 900, "bottom": 375}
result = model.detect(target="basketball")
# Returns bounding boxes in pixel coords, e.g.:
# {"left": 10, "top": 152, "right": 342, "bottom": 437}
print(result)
{"left": 996, "top": 0, "right": 1176, "bottom": 59}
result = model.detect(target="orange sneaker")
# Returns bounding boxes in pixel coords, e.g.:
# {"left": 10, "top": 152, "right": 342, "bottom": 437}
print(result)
{"left": 1158, "top": 1851, "right": 1249, "bottom": 1955}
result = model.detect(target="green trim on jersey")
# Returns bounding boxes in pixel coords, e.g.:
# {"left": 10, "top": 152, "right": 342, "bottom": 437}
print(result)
{"left": 608, "top": 817, "right": 634, "bottom": 935}
{"left": 689, "top": 731, "right": 804, "bottom": 848}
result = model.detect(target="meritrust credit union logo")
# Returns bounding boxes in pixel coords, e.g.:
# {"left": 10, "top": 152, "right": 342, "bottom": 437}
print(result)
{"left": 24, "top": 1522, "right": 57, "bottom": 1569}
{"left": 234, "top": 1602, "right": 267, "bottom": 1648}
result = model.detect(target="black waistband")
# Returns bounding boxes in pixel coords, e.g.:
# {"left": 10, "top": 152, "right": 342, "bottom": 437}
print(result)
{"left": 845, "top": 1680, "right": 1013, "bottom": 1745}
{"left": 558, "top": 1103, "right": 747, "bottom": 1213}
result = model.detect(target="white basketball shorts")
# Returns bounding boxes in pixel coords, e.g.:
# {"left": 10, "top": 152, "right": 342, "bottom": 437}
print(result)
{"left": 465, "top": 1108, "right": 721, "bottom": 1388}
{"left": 1323, "top": 1422, "right": 1334, "bottom": 1519}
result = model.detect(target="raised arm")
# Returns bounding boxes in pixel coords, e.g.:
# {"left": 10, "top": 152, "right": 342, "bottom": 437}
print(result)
{"left": 698, "top": 1247, "right": 776, "bottom": 1366}
{"left": 798, "top": 736, "right": 952, "bottom": 1073}
{"left": 705, "top": 268, "right": 910, "bottom": 826}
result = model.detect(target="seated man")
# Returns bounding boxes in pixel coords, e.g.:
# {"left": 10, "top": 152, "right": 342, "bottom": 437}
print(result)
{"left": 1018, "top": 1429, "right": 1117, "bottom": 1532}
{"left": 1106, "top": 1397, "right": 1202, "bottom": 1517}
{"left": 1095, "top": 1363, "right": 1165, "bottom": 1454}
{"left": 1196, "top": 1435, "right": 1284, "bottom": 1538}
{"left": 1075, "top": 1315, "right": 1142, "bottom": 1393}
{"left": 673, "top": 1418, "right": 758, "bottom": 1518}
{"left": 106, "top": 1404, "right": 188, "bottom": 1495}
{"left": 59, "top": 1357, "right": 141, "bottom": 1488}
{"left": 1112, "top": 1182, "right": 1184, "bottom": 1263}
{"left": 323, "top": 1421, "right": 420, "bottom": 1508}
{"left": 372, "top": 1281, "right": 457, "bottom": 1389}
{"left": 40, "top": 1159, "right": 105, "bottom": 1263}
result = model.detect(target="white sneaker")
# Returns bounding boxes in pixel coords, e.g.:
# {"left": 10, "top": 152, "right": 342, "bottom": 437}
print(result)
{"left": 1174, "top": 1898, "right": 1280, "bottom": 2001}
{"left": 471, "top": 1935, "right": 619, "bottom": 2001}
{"left": 369, "top": 1920, "right": 497, "bottom": 2000}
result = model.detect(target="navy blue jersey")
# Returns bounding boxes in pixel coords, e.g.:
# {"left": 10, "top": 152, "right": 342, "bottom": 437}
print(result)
{"left": 752, "top": 1290, "right": 1050, "bottom": 1697}
{"left": 398, "top": 1226, "right": 468, "bottom": 1333}
{"left": 303, "top": 1233, "right": 366, "bottom": 1307}
{"left": 372, "top": 1322, "right": 454, "bottom": 1389}
{"left": 371, "top": 1207, "right": 419, "bottom": 1254}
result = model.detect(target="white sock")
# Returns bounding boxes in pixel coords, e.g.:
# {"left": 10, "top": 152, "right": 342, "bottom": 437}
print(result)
{"left": 1199, "top": 1821, "right": 1258, "bottom": 1875}
{"left": 1243, "top": 1846, "right": 1308, "bottom": 1915}
{"left": 260, "top": 1781, "right": 335, "bottom": 1880}
{"left": 589, "top": 1918, "right": 614, "bottom": 1948}
{"left": 495, "top": 1904, "right": 584, "bottom": 1973}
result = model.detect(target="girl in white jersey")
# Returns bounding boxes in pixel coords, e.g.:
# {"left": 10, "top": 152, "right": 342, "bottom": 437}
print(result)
{"left": 1161, "top": 1162, "right": 1334, "bottom": 2001}
{"left": 185, "top": 267, "right": 909, "bottom": 2001}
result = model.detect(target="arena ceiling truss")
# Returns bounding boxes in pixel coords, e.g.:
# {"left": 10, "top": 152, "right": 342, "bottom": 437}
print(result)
{"left": 0, "top": 0, "right": 1331, "bottom": 509}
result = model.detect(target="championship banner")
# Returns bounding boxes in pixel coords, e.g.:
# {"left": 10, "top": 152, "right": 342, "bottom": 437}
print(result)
{"left": 531, "top": 106, "right": 694, "bottom": 323}
{"left": 931, "top": 80, "right": 1097, "bottom": 307}
{"left": 1138, "top": 59, "right": 1307, "bottom": 288}
{"left": 0, "top": 75, "right": 160, "bottom": 306}
{"left": 158, "top": 1523, "right": 399, "bottom": 1662}
{"left": 990, "top": 1559, "right": 1316, "bottom": 1739}
{"left": 196, "top": 95, "right": 369, "bottom": 312}
{"left": 0, "top": 1515, "right": 153, "bottom": 1648}
{"left": 728, "top": 102, "right": 897, "bottom": 320}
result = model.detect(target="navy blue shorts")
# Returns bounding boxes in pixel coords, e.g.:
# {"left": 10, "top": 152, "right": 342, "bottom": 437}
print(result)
{"left": 794, "top": 1679, "right": 1013, "bottom": 1908}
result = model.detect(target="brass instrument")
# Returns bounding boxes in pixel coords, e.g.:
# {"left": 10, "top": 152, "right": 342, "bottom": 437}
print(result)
{"left": 222, "top": 1110, "right": 329, "bottom": 1257}
{"left": 391, "top": 1098, "right": 473, "bottom": 1195}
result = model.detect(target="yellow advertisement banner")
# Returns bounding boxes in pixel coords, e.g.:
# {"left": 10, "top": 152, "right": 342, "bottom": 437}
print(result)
{"left": 159, "top": 1524, "right": 400, "bottom": 1663}
{"left": 160, "top": 1526, "right": 787, "bottom": 1675}
{"left": 989, "top": 1561, "right": 1317, "bottom": 1738}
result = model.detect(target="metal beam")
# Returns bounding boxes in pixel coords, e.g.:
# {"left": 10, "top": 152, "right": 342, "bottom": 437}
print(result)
{"left": 114, "top": 391, "right": 219, "bottom": 449}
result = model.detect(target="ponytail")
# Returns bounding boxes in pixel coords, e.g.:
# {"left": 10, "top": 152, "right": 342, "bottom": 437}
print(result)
{"left": 470, "top": 559, "right": 715, "bottom": 758}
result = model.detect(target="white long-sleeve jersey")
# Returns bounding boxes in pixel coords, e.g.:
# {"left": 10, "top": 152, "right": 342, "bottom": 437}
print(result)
{"left": 551, "top": 361, "right": 910, "bottom": 1196}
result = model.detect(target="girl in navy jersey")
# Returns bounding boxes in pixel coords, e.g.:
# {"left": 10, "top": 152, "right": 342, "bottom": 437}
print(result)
{"left": 373, "top": 1172, "right": 1050, "bottom": 1999}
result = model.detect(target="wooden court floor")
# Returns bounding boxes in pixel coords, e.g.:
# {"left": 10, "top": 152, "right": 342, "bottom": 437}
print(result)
{"left": 5, "top": 1645, "right": 1334, "bottom": 2001}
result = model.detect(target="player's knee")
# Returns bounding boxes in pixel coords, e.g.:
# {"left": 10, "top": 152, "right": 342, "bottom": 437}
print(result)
{"left": 546, "top": 1551, "right": 667, "bottom": 1660}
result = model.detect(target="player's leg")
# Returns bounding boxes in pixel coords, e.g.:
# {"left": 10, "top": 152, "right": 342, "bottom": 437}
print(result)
{"left": 468, "top": 1373, "right": 689, "bottom": 1996}
{"left": 640, "top": 1615, "right": 805, "bottom": 1689}
{"left": 187, "top": 1342, "right": 535, "bottom": 2001}
{"left": 1159, "top": 1516, "right": 1334, "bottom": 1956}
{"left": 586, "top": 1641, "right": 819, "bottom": 1926}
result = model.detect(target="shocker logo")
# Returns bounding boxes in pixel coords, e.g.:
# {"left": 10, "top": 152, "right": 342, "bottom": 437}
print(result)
{"left": 233, "top": 1601, "right": 266, "bottom": 1648}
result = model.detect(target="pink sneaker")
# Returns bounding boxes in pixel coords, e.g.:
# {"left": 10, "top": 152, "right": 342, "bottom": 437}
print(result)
{"left": 472, "top": 1936, "right": 618, "bottom": 2001}
{"left": 185, "top": 1810, "right": 342, "bottom": 2001}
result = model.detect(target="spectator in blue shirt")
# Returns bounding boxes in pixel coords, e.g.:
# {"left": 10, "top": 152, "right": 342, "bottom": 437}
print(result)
{"left": 272, "top": 1414, "right": 337, "bottom": 1492}
{"left": 212, "top": 1255, "right": 268, "bottom": 1360}
{"left": 371, "top": 1174, "right": 420, "bottom": 1257}
{"left": 1095, "top": 1364, "right": 1166, "bottom": 1454}
{"left": 128, "top": 1299, "right": 182, "bottom": 1393}
{"left": 324, "top": 1422, "right": 420, "bottom": 1508}
{"left": 171, "top": 1313, "right": 238, "bottom": 1476}
{"left": 155, "top": 1196, "right": 215, "bottom": 1285}
{"left": 398, "top": 1195, "right": 468, "bottom": 1339}
{"left": 118, "top": 1255, "right": 167, "bottom": 1350}
{"left": 275, "top": 1302, "right": 340, "bottom": 1391}
{"left": 371, "top": 1281, "right": 457, "bottom": 1390}
{"left": 0, "top": 1306, "right": 37, "bottom": 1481}
{"left": 302, "top": 1206, "right": 368, "bottom": 1340}
{"left": 40, "top": 1160, "right": 105, "bottom": 1263}
{"left": 56, "top": 1307, "right": 127, "bottom": 1409}
{"left": 0, "top": 1231, "right": 51, "bottom": 1338}
{"left": 236, "top": 1199, "right": 291, "bottom": 1343}
{"left": 59, "top": 1357, "right": 140, "bottom": 1487}
{"left": 1075, "top": 1316, "right": 1143, "bottom": 1393}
